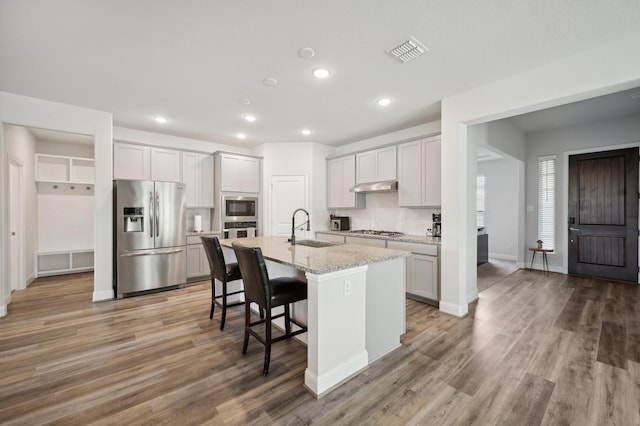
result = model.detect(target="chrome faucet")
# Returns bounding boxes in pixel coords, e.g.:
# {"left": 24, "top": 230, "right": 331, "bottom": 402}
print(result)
{"left": 290, "top": 208, "right": 310, "bottom": 245}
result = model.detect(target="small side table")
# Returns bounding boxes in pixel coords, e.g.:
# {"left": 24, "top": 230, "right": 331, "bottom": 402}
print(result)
{"left": 529, "top": 247, "right": 553, "bottom": 272}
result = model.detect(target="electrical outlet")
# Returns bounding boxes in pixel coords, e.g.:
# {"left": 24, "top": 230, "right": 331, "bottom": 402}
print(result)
{"left": 344, "top": 280, "right": 352, "bottom": 296}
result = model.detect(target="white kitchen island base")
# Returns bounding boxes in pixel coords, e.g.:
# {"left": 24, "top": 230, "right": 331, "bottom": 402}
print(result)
{"left": 220, "top": 237, "right": 408, "bottom": 398}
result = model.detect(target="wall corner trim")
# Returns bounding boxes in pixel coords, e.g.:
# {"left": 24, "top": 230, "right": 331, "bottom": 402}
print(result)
{"left": 93, "top": 289, "right": 114, "bottom": 302}
{"left": 0, "top": 304, "right": 7, "bottom": 318}
{"left": 439, "top": 301, "right": 468, "bottom": 318}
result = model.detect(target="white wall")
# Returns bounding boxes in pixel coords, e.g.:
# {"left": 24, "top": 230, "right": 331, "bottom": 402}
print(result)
{"left": 470, "top": 119, "right": 526, "bottom": 162}
{"left": 0, "top": 91, "right": 113, "bottom": 315}
{"left": 3, "top": 124, "right": 38, "bottom": 284}
{"left": 523, "top": 112, "right": 640, "bottom": 272}
{"left": 477, "top": 158, "right": 520, "bottom": 261}
{"left": 253, "top": 142, "right": 334, "bottom": 236}
{"left": 440, "top": 33, "right": 640, "bottom": 318}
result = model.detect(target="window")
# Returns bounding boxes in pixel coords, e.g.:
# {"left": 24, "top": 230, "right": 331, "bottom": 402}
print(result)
{"left": 476, "top": 175, "right": 485, "bottom": 228}
{"left": 538, "top": 156, "right": 555, "bottom": 250}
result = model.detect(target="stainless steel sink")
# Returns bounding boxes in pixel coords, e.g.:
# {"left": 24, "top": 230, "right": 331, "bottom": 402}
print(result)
{"left": 293, "top": 239, "right": 341, "bottom": 248}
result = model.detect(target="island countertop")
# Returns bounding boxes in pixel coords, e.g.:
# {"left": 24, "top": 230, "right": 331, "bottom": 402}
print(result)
{"left": 219, "top": 236, "right": 409, "bottom": 275}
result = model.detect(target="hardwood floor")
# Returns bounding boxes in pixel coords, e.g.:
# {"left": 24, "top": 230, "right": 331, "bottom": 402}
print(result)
{"left": 1, "top": 270, "right": 639, "bottom": 425}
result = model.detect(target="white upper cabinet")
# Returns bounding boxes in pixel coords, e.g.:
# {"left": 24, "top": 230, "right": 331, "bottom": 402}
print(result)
{"left": 150, "top": 147, "right": 181, "bottom": 182}
{"left": 182, "top": 152, "right": 214, "bottom": 207}
{"left": 355, "top": 146, "right": 396, "bottom": 184}
{"left": 422, "top": 137, "right": 441, "bottom": 207}
{"left": 219, "top": 153, "right": 261, "bottom": 193}
{"left": 113, "top": 143, "right": 181, "bottom": 182}
{"left": 398, "top": 136, "right": 441, "bottom": 207}
{"left": 327, "top": 155, "right": 365, "bottom": 209}
{"left": 113, "top": 143, "right": 150, "bottom": 180}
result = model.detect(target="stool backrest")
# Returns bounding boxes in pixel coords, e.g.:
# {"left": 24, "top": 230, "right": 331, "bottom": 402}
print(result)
{"left": 201, "top": 236, "right": 227, "bottom": 282}
{"left": 232, "top": 243, "right": 270, "bottom": 309}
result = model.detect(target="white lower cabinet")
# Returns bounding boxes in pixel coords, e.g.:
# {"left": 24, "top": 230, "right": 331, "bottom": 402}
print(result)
{"left": 186, "top": 235, "right": 213, "bottom": 280}
{"left": 387, "top": 241, "right": 439, "bottom": 304}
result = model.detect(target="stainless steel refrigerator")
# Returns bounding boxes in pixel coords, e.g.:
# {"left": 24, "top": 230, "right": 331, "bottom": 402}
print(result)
{"left": 114, "top": 180, "right": 186, "bottom": 297}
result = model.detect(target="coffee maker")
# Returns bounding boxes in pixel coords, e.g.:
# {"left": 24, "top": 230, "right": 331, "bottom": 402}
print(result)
{"left": 432, "top": 213, "right": 441, "bottom": 238}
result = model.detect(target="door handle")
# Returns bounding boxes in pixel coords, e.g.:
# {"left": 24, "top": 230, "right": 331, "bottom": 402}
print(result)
{"left": 155, "top": 191, "right": 160, "bottom": 238}
{"left": 569, "top": 227, "right": 580, "bottom": 231}
{"left": 149, "top": 191, "right": 154, "bottom": 238}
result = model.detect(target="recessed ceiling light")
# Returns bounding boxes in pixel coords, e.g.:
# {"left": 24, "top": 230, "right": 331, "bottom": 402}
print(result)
{"left": 239, "top": 98, "right": 251, "bottom": 105}
{"left": 243, "top": 114, "right": 257, "bottom": 122}
{"left": 263, "top": 78, "right": 278, "bottom": 86}
{"left": 298, "top": 47, "right": 315, "bottom": 59}
{"left": 301, "top": 129, "right": 312, "bottom": 136}
{"left": 312, "top": 67, "right": 331, "bottom": 79}
{"left": 236, "top": 133, "right": 247, "bottom": 140}
{"left": 154, "top": 116, "right": 168, "bottom": 124}
{"left": 377, "top": 98, "right": 392, "bottom": 106}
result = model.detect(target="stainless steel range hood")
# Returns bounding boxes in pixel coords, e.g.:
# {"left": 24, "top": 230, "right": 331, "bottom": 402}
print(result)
{"left": 350, "top": 180, "right": 398, "bottom": 193}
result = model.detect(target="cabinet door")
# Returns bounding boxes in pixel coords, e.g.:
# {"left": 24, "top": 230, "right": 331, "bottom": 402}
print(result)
{"left": 113, "top": 143, "right": 150, "bottom": 180}
{"left": 187, "top": 244, "right": 209, "bottom": 278}
{"left": 398, "top": 141, "right": 422, "bottom": 207}
{"left": 422, "top": 138, "right": 441, "bottom": 206}
{"left": 199, "top": 154, "right": 214, "bottom": 207}
{"left": 341, "top": 155, "right": 357, "bottom": 208}
{"left": 220, "top": 154, "right": 241, "bottom": 192}
{"left": 376, "top": 146, "right": 397, "bottom": 181}
{"left": 200, "top": 245, "right": 211, "bottom": 279}
{"left": 182, "top": 152, "right": 199, "bottom": 207}
{"left": 327, "top": 158, "right": 342, "bottom": 208}
{"left": 409, "top": 254, "right": 438, "bottom": 300}
{"left": 356, "top": 151, "right": 377, "bottom": 184}
{"left": 151, "top": 148, "right": 181, "bottom": 182}
{"left": 240, "top": 157, "right": 260, "bottom": 193}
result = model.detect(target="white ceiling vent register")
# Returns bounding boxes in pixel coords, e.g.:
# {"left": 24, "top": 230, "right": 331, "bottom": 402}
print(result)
{"left": 386, "top": 37, "right": 428, "bottom": 63}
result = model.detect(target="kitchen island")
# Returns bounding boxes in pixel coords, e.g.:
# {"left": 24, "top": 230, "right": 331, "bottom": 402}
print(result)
{"left": 219, "top": 236, "right": 409, "bottom": 397}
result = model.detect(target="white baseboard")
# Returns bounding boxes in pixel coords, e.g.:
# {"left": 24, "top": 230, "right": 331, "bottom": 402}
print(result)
{"left": 93, "top": 289, "right": 114, "bottom": 302}
{"left": 439, "top": 301, "right": 468, "bottom": 317}
{"left": 304, "top": 350, "right": 368, "bottom": 397}
{"left": 0, "top": 303, "right": 6, "bottom": 318}
{"left": 26, "top": 272, "right": 36, "bottom": 287}
{"left": 488, "top": 253, "right": 518, "bottom": 261}
{"left": 467, "top": 290, "right": 478, "bottom": 304}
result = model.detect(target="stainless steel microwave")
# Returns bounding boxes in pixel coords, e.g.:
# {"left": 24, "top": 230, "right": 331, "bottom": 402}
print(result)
{"left": 222, "top": 195, "right": 258, "bottom": 221}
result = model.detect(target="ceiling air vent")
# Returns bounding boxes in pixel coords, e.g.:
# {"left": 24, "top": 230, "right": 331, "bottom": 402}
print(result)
{"left": 386, "top": 37, "right": 428, "bottom": 63}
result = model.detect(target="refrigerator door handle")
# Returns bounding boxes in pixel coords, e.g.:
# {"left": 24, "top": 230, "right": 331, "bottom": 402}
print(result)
{"left": 155, "top": 191, "right": 160, "bottom": 237}
{"left": 120, "top": 247, "right": 184, "bottom": 257}
{"left": 149, "top": 191, "right": 154, "bottom": 238}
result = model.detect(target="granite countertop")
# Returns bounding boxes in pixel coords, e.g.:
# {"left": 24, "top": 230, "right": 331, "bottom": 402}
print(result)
{"left": 219, "top": 236, "right": 409, "bottom": 275}
{"left": 317, "top": 230, "right": 442, "bottom": 245}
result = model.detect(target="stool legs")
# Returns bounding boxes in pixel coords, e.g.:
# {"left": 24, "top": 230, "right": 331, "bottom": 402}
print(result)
{"left": 264, "top": 309, "right": 272, "bottom": 375}
{"left": 242, "top": 303, "right": 251, "bottom": 355}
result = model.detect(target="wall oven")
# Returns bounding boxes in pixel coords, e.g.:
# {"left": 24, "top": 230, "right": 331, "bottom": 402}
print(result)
{"left": 223, "top": 221, "right": 258, "bottom": 239}
{"left": 222, "top": 195, "right": 258, "bottom": 222}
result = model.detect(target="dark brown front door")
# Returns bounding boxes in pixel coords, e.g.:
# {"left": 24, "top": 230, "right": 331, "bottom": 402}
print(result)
{"left": 568, "top": 148, "right": 638, "bottom": 282}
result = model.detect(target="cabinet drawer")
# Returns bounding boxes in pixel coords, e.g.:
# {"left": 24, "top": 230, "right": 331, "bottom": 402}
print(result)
{"left": 387, "top": 241, "right": 437, "bottom": 256}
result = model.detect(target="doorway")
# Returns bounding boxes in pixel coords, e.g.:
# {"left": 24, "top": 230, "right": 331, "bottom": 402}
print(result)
{"left": 270, "top": 175, "right": 307, "bottom": 237}
{"left": 8, "top": 157, "right": 25, "bottom": 292}
{"left": 568, "top": 147, "right": 639, "bottom": 282}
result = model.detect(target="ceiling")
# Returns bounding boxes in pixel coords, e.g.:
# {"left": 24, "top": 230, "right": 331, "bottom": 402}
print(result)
{"left": 2, "top": 1, "right": 640, "bottom": 148}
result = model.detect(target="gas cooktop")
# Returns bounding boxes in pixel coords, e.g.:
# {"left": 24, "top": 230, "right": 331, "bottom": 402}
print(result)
{"left": 349, "top": 230, "right": 404, "bottom": 237}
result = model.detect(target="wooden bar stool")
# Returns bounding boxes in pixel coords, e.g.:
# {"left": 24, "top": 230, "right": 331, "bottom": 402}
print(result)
{"left": 201, "top": 236, "right": 244, "bottom": 330}
{"left": 232, "top": 243, "right": 308, "bottom": 375}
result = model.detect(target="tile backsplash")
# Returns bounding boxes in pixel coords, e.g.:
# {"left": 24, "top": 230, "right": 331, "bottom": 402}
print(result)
{"left": 186, "top": 208, "right": 212, "bottom": 232}
{"left": 330, "top": 192, "right": 440, "bottom": 236}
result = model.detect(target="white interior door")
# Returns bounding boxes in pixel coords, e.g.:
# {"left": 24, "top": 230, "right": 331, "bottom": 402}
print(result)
{"left": 9, "top": 160, "right": 24, "bottom": 291}
{"left": 271, "top": 175, "right": 307, "bottom": 237}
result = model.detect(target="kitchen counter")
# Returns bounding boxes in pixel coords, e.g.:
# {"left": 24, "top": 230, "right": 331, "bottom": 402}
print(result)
{"left": 316, "top": 230, "right": 442, "bottom": 245}
{"left": 218, "top": 235, "right": 407, "bottom": 397}
{"left": 220, "top": 236, "right": 409, "bottom": 274}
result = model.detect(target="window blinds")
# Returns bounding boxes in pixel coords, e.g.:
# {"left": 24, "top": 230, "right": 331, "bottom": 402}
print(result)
{"left": 538, "top": 156, "right": 555, "bottom": 250}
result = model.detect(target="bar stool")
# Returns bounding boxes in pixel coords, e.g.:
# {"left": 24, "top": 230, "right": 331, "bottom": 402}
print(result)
{"left": 232, "top": 243, "right": 308, "bottom": 375}
{"left": 201, "top": 236, "right": 244, "bottom": 330}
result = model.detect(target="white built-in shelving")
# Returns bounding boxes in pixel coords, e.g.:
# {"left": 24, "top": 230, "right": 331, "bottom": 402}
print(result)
{"left": 35, "top": 154, "right": 95, "bottom": 194}
{"left": 35, "top": 249, "right": 94, "bottom": 277}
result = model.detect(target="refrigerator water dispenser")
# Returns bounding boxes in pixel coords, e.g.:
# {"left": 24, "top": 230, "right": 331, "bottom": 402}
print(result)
{"left": 123, "top": 207, "right": 144, "bottom": 232}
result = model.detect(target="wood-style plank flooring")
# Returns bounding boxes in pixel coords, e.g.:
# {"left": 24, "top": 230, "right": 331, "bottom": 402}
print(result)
{"left": 1, "top": 270, "right": 639, "bottom": 425}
